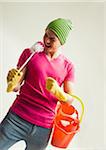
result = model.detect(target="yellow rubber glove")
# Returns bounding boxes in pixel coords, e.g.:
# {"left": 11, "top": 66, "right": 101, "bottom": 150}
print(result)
{"left": 46, "top": 77, "right": 68, "bottom": 102}
{"left": 7, "top": 68, "right": 23, "bottom": 92}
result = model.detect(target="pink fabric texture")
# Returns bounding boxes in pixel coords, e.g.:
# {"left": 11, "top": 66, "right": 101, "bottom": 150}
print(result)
{"left": 10, "top": 49, "right": 75, "bottom": 128}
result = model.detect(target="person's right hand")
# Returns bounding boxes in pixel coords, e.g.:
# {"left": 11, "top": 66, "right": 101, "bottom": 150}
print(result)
{"left": 7, "top": 68, "right": 19, "bottom": 83}
{"left": 7, "top": 68, "right": 23, "bottom": 92}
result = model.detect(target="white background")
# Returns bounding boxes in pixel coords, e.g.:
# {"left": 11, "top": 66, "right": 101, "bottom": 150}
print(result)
{"left": 0, "top": 1, "right": 106, "bottom": 150}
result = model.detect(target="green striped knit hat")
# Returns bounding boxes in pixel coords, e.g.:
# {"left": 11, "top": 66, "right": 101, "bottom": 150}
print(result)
{"left": 46, "top": 18, "right": 72, "bottom": 45}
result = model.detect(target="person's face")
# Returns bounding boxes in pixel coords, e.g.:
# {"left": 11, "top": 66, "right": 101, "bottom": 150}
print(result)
{"left": 43, "top": 29, "right": 61, "bottom": 54}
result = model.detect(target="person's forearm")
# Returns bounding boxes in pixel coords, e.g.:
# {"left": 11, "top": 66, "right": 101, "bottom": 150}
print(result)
{"left": 46, "top": 77, "right": 73, "bottom": 102}
{"left": 65, "top": 92, "right": 73, "bottom": 103}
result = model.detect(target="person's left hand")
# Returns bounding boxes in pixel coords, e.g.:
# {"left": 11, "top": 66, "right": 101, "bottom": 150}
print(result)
{"left": 46, "top": 77, "right": 67, "bottom": 102}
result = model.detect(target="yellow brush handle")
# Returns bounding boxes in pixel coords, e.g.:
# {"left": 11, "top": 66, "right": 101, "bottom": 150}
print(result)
{"left": 7, "top": 70, "right": 23, "bottom": 92}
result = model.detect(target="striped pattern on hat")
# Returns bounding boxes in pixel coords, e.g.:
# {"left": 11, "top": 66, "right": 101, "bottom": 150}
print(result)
{"left": 46, "top": 18, "right": 72, "bottom": 45}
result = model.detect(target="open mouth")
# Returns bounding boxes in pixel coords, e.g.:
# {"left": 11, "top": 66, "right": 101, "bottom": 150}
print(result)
{"left": 45, "top": 44, "right": 51, "bottom": 48}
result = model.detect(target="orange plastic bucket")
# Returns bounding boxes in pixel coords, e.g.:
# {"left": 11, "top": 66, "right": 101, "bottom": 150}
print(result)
{"left": 51, "top": 95, "right": 84, "bottom": 148}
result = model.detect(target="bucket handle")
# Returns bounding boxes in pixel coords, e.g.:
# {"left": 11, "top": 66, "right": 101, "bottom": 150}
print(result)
{"left": 70, "top": 94, "right": 84, "bottom": 123}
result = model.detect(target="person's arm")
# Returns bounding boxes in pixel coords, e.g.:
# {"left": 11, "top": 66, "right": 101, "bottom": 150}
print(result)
{"left": 63, "top": 80, "right": 73, "bottom": 103}
{"left": 63, "top": 80, "right": 73, "bottom": 94}
{"left": 7, "top": 48, "right": 34, "bottom": 92}
{"left": 46, "top": 77, "right": 73, "bottom": 102}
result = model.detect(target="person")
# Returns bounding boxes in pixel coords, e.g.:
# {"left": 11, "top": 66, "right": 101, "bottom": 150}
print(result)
{"left": 0, "top": 18, "right": 75, "bottom": 150}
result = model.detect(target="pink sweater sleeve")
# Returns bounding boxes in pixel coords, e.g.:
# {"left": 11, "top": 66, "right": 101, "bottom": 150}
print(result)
{"left": 64, "top": 63, "right": 75, "bottom": 82}
{"left": 17, "top": 48, "right": 31, "bottom": 69}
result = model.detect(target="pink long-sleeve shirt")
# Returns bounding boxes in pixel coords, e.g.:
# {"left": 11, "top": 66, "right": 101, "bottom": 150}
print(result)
{"left": 10, "top": 49, "right": 75, "bottom": 128}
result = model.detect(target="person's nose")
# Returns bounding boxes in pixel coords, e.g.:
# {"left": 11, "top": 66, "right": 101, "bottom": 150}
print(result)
{"left": 46, "top": 38, "right": 51, "bottom": 44}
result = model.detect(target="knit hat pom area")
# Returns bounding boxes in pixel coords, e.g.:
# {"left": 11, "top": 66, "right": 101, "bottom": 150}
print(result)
{"left": 46, "top": 18, "right": 72, "bottom": 45}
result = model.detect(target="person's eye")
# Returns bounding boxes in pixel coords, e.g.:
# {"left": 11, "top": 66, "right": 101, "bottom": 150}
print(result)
{"left": 50, "top": 38, "right": 56, "bottom": 42}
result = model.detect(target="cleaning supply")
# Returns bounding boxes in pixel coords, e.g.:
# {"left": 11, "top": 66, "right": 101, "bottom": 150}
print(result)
{"left": 7, "top": 41, "right": 44, "bottom": 92}
{"left": 51, "top": 95, "right": 84, "bottom": 148}
{"left": 46, "top": 77, "right": 84, "bottom": 148}
{"left": 46, "top": 77, "right": 72, "bottom": 102}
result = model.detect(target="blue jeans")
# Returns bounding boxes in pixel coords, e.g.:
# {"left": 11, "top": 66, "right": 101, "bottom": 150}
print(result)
{"left": 0, "top": 111, "right": 52, "bottom": 150}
